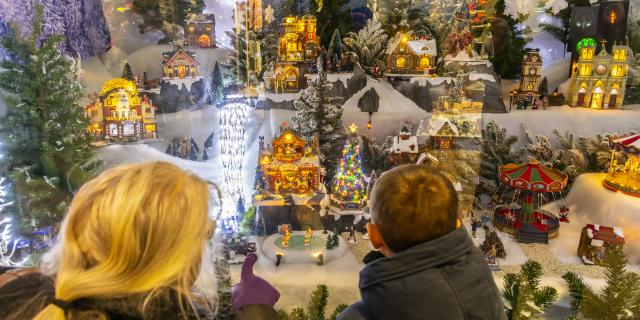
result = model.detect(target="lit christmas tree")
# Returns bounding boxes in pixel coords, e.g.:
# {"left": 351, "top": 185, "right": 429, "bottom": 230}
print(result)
{"left": 331, "top": 124, "right": 366, "bottom": 211}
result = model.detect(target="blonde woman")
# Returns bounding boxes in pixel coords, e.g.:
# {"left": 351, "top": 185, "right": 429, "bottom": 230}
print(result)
{"left": 0, "top": 162, "right": 279, "bottom": 319}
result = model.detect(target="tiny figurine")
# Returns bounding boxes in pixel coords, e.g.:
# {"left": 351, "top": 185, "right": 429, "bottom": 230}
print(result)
{"left": 281, "top": 225, "right": 291, "bottom": 248}
{"left": 471, "top": 218, "right": 480, "bottom": 238}
{"left": 304, "top": 227, "right": 312, "bottom": 247}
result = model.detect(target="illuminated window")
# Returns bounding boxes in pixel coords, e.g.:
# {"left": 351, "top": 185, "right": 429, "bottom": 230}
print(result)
{"left": 419, "top": 56, "right": 430, "bottom": 68}
{"left": 395, "top": 57, "right": 407, "bottom": 68}
{"left": 576, "top": 38, "right": 596, "bottom": 54}
{"left": 527, "top": 82, "right": 533, "bottom": 91}
{"left": 614, "top": 49, "right": 627, "bottom": 61}
{"left": 579, "top": 64, "right": 592, "bottom": 76}
{"left": 609, "top": 11, "right": 617, "bottom": 24}
{"left": 611, "top": 66, "right": 624, "bottom": 77}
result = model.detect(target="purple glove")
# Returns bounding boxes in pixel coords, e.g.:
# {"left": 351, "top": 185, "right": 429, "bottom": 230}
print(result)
{"left": 232, "top": 253, "right": 280, "bottom": 310}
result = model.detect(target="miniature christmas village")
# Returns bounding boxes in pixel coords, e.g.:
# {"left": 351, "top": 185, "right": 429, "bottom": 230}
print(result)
{"left": 2, "top": 0, "right": 640, "bottom": 318}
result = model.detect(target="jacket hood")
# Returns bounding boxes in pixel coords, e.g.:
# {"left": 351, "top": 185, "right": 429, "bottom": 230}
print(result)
{"left": 359, "top": 227, "right": 473, "bottom": 290}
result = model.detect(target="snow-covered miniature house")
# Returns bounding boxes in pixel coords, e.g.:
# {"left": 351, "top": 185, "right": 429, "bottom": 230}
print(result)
{"left": 568, "top": 43, "right": 632, "bottom": 109}
{"left": 85, "top": 78, "right": 158, "bottom": 142}
{"left": 388, "top": 125, "right": 420, "bottom": 165}
{"left": 429, "top": 117, "right": 459, "bottom": 149}
{"left": 386, "top": 32, "right": 437, "bottom": 75}
{"left": 265, "top": 15, "right": 319, "bottom": 93}
{"left": 516, "top": 49, "right": 543, "bottom": 108}
{"left": 603, "top": 133, "right": 640, "bottom": 196}
{"left": 185, "top": 14, "right": 216, "bottom": 48}
{"left": 577, "top": 224, "right": 624, "bottom": 265}
{"left": 161, "top": 46, "right": 202, "bottom": 82}
{"left": 253, "top": 125, "right": 325, "bottom": 202}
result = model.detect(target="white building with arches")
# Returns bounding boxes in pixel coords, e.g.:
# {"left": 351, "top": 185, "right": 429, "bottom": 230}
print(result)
{"left": 568, "top": 43, "right": 632, "bottom": 109}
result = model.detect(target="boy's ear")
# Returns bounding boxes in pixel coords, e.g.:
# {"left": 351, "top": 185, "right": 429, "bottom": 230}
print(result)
{"left": 366, "top": 222, "right": 384, "bottom": 250}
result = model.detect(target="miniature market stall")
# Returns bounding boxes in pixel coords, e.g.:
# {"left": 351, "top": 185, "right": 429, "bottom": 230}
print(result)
{"left": 603, "top": 133, "right": 640, "bottom": 196}
{"left": 493, "top": 160, "right": 568, "bottom": 244}
{"left": 577, "top": 224, "right": 625, "bottom": 265}
{"left": 253, "top": 123, "right": 327, "bottom": 233}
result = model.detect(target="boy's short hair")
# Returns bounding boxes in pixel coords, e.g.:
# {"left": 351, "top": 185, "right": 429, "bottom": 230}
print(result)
{"left": 370, "top": 164, "right": 459, "bottom": 253}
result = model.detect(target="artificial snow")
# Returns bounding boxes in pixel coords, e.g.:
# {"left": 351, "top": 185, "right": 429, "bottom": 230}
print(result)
{"left": 468, "top": 72, "right": 496, "bottom": 83}
{"left": 546, "top": 173, "right": 640, "bottom": 265}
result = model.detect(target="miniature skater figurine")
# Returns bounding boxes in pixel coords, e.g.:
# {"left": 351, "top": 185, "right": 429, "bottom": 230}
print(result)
{"left": 471, "top": 218, "right": 480, "bottom": 238}
{"left": 347, "top": 225, "right": 356, "bottom": 244}
{"left": 304, "top": 227, "right": 312, "bottom": 247}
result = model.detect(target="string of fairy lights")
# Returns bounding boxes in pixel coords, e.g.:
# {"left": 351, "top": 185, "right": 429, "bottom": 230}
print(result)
{"left": 333, "top": 125, "right": 366, "bottom": 204}
{"left": 219, "top": 99, "right": 250, "bottom": 222}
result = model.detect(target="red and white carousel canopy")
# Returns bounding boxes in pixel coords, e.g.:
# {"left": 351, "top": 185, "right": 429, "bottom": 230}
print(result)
{"left": 611, "top": 134, "right": 640, "bottom": 154}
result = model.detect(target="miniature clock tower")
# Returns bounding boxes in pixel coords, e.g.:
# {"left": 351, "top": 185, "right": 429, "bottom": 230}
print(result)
{"left": 516, "top": 49, "right": 543, "bottom": 109}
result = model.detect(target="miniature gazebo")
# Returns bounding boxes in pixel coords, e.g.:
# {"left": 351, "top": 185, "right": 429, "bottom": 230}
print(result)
{"left": 493, "top": 160, "right": 568, "bottom": 244}
{"left": 603, "top": 133, "right": 640, "bottom": 196}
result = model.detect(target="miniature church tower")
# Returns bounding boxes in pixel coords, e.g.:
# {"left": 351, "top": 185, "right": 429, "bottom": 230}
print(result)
{"left": 568, "top": 41, "right": 632, "bottom": 109}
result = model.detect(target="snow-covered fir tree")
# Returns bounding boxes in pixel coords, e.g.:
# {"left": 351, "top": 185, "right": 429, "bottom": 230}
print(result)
{"left": 210, "top": 61, "right": 225, "bottom": 106}
{"left": 0, "top": 5, "right": 100, "bottom": 230}
{"left": 475, "top": 121, "right": 524, "bottom": 187}
{"left": 0, "top": 175, "right": 23, "bottom": 267}
{"left": 292, "top": 64, "right": 347, "bottom": 181}
{"left": 563, "top": 248, "right": 640, "bottom": 319}
{"left": 121, "top": 60, "right": 134, "bottom": 80}
{"left": 503, "top": 260, "right": 558, "bottom": 319}
{"left": 375, "top": 0, "right": 432, "bottom": 38}
{"left": 343, "top": 19, "right": 388, "bottom": 76}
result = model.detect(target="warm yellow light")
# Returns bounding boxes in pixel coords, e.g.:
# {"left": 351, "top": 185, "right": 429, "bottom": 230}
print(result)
{"left": 402, "top": 35, "right": 409, "bottom": 43}
{"left": 609, "top": 11, "right": 617, "bottom": 24}
{"left": 285, "top": 133, "right": 292, "bottom": 141}
{"left": 348, "top": 123, "right": 358, "bottom": 133}
{"left": 116, "top": 7, "right": 127, "bottom": 12}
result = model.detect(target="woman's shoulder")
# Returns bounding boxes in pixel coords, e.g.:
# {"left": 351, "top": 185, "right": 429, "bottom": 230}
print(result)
{"left": 0, "top": 268, "right": 55, "bottom": 319}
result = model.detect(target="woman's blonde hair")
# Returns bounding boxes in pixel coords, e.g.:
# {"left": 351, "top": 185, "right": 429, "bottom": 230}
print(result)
{"left": 34, "top": 161, "right": 213, "bottom": 319}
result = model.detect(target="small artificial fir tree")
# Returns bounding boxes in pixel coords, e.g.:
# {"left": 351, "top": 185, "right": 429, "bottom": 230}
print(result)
{"left": 343, "top": 19, "right": 389, "bottom": 76}
{"left": 214, "top": 258, "right": 233, "bottom": 320}
{"left": 562, "top": 248, "right": 640, "bottom": 319}
{"left": 332, "top": 125, "right": 366, "bottom": 209}
{"left": 475, "top": 121, "right": 524, "bottom": 188}
{"left": 210, "top": 61, "right": 225, "bottom": 106}
{"left": 277, "top": 284, "right": 348, "bottom": 320}
{"left": 329, "top": 29, "right": 343, "bottom": 60}
{"left": 292, "top": 63, "right": 347, "bottom": 182}
{"left": 0, "top": 5, "right": 100, "bottom": 231}
{"left": 503, "top": 260, "right": 558, "bottom": 319}
{"left": 121, "top": 60, "right": 134, "bottom": 80}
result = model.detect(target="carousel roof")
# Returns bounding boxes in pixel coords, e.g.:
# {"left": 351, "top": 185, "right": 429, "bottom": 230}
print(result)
{"left": 611, "top": 134, "right": 640, "bottom": 154}
{"left": 498, "top": 160, "right": 568, "bottom": 193}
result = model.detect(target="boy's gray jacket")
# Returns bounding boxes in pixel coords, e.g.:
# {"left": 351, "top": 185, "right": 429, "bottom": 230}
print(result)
{"left": 339, "top": 227, "right": 506, "bottom": 320}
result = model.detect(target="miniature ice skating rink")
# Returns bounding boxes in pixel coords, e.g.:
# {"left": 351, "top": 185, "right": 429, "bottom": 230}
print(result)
{"left": 261, "top": 231, "right": 349, "bottom": 264}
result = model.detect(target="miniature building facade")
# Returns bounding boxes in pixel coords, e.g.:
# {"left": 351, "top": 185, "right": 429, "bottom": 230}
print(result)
{"left": 568, "top": 44, "right": 632, "bottom": 109}
{"left": 386, "top": 33, "right": 437, "bottom": 75}
{"left": 517, "top": 49, "right": 543, "bottom": 107}
{"left": 266, "top": 15, "right": 319, "bottom": 93}
{"left": 569, "top": 1, "right": 629, "bottom": 68}
{"left": 577, "top": 224, "right": 624, "bottom": 265}
{"left": 254, "top": 127, "right": 324, "bottom": 198}
{"left": 278, "top": 15, "right": 319, "bottom": 62}
{"left": 185, "top": 14, "right": 216, "bottom": 48}
{"left": 85, "top": 78, "right": 157, "bottom": 142}
{"left": 161, "top": 46, "right": 201, "bottom": 79}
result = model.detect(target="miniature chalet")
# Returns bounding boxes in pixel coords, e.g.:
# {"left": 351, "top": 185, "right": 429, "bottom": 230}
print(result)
{"left": 386, "top": 32, "right": 438, "bottom": 75}
{"left": 185, "top": 14, "right": 216, "bottom": 48}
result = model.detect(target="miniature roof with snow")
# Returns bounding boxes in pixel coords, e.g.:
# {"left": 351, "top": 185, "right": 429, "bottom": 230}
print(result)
{"left": 584, "top": 224, "right": 625, "bottom": 244}
{"left": 428, "top": 117, "right": 458, "bottom": 136}
{"left": 386, "top": 32, "right": 437, "bottom": 56}
{"left": 391, "top": 135, "right": 419, "bottom": 154}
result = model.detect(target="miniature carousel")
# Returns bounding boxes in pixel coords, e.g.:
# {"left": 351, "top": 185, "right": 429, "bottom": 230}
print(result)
{"left": 603, "top": 133, "right": 640, "bottom": 197}
{"left": 492, "top": 160, "right": 568, "bottom": 244}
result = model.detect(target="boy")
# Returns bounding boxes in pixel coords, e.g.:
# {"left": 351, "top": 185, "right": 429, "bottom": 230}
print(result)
{"left": 339, "top": 165, "right": 505, "bottom": 320}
